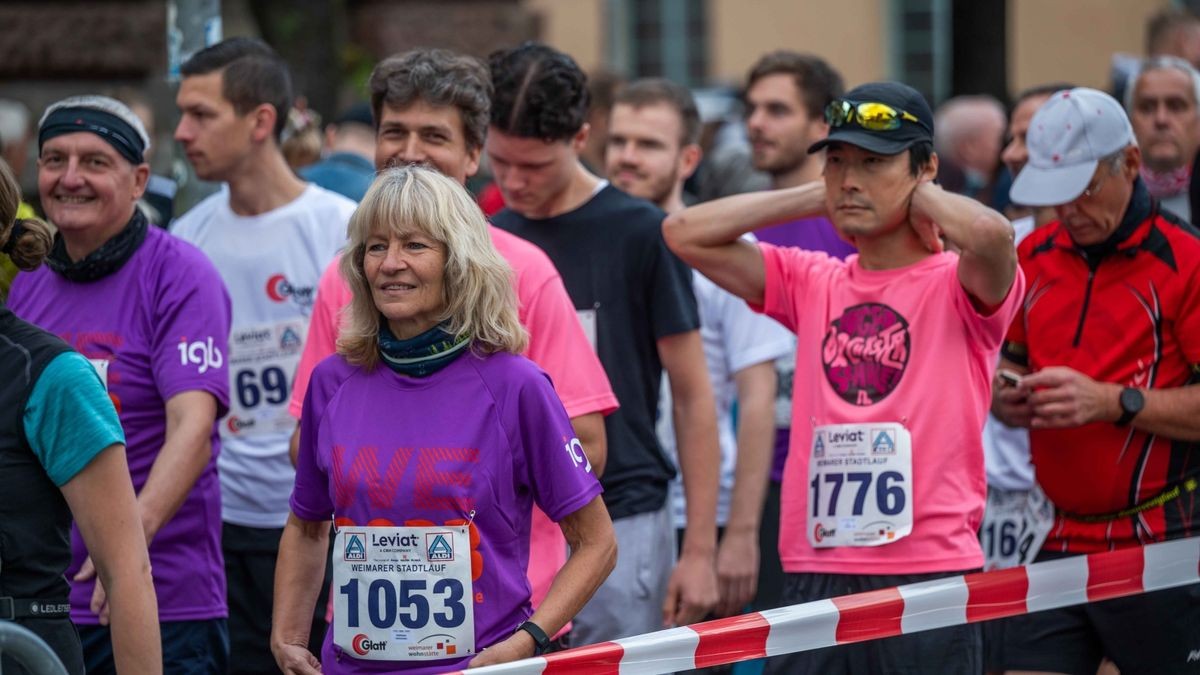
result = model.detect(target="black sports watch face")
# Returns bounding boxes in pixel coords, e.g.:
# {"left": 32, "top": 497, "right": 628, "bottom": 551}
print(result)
{"left": 1118, "top": 387, "right": 1145, "bottom": 425}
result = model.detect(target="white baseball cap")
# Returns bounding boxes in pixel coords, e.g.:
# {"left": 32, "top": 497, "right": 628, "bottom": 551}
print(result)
{"left": 1009, "top": 87, "right": 1134, "bottom": 206}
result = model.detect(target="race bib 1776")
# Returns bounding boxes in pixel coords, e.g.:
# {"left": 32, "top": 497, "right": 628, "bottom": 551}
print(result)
{"left": 808, "top": 422, "right": 913, "bottom": 548}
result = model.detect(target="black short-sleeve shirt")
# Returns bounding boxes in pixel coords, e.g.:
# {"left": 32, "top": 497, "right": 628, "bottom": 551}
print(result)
{"left": 493, "top": 184, "right": 700, "bottom": 519}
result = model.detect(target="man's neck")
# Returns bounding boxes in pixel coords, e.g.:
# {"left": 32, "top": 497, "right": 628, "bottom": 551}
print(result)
{"left": 527, "top": 162, "right": 602, "bottom": 220}
{"left": 659, "top": 184, "right": 687, "bottom": 215}
{"left": 771, "top": 155, "right": 823, "bottom": 190}
{"left": 853, "top": 221, "right": 932, "bottom": 271}
{"left": 62, "top": 211, "right": 134, "bottom": 261}
{"left": 224, "top": 148, "right": 308, "bottom": 217}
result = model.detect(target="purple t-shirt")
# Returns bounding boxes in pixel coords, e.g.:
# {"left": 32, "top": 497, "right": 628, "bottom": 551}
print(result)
{"left": 754, "top": 217, "right": 855, "bottom": 481}
{"left": 293, "top": 350, "right": 602, "bottom": 674}
{"left": 8, "top": 226, "right": 231, "bottom": 623}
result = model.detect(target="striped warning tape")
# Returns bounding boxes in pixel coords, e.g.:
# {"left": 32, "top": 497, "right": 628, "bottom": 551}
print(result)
{"left": 461, "top": 536, "right": 1200, "bottom": 674}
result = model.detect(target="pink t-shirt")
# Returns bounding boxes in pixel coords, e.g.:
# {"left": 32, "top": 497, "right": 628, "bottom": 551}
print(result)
{"left": 289, "top": 225, "right": 617, "bottom": 620}
{"left": 756, "top": 243, "right": 1023, "bottom": 575}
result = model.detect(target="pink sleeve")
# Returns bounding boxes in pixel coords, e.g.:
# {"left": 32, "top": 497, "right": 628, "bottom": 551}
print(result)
{"left": 522, "top": 273, "right": 619, "bottom": 418}
{"left": 750, "top": 242, "right": 816, "bottom": 332}
{"left": 289, "top": 258, "right": 351, "bottom": 418}
{"left": 950, "top": 259, "right": 1027, "bottom": 352}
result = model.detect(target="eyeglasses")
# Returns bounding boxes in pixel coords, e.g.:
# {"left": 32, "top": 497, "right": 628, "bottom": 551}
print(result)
{"left": 1078, "top": 171, "right": 1111, "bottom": 200}
{"left": 825, "top": 100, "right": 927, "bottom": 132}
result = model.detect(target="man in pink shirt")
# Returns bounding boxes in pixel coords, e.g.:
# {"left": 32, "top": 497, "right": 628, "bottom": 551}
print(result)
{"left": 664, "top": 81, "right": 1023, "bottom": 673}
{"left": 287, "top": 48, "right": 617, "bottom": 647}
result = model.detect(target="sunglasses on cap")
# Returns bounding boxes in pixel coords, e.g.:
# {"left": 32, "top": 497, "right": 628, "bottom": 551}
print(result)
{"left": 825, "top": 100, "right": 927, "bottom": 132}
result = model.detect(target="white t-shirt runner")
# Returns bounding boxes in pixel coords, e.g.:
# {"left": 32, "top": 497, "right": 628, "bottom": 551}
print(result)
{"left": 173, "top": 184, "right": 354, "bottom": 527}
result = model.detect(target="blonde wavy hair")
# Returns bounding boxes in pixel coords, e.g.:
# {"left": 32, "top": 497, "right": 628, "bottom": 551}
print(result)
{"left": 337, "top": 166, "right": 527, "bottom": 368}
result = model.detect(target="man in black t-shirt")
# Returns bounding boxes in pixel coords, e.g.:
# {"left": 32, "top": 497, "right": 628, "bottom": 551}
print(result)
{"left": 488, "top": 43, "right": 721, "bottom": 645}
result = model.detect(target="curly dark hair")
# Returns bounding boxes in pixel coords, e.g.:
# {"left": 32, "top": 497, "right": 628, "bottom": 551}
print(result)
{"left": 488, "top": 42, "right": 589, "bottom": 142}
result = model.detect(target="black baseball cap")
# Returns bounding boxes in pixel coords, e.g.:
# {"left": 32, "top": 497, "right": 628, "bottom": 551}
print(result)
{"left": 808, "top": 81, "right": 934, "bottom": 156}
{"left": 334, "top": 102, "right": 374, "bottom": 128}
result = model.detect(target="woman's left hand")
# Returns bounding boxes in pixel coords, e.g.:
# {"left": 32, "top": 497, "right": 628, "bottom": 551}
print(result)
{"left": 466, "top": 632, "right": 537, "bottom": 668}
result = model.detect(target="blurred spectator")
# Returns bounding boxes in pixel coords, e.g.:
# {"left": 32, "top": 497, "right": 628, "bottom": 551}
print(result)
{"left": 581, "top": 70, "right": 625, "bottom": 173}
{"left": 934, "top": 95, "right": 1006, "bottom": 204}
{"left": 690, "top": 87, "right": 770, "bottom": 201}
{"left": 298, "top": 101, "right": 376, "bottom": 201}
{"left": 115, "top": 88, "right": 178, "bottom": 227}
{"left": 280, "top": 100, "right": 323, "bottom": 170}
{"left": 1147, "top": 7, "right": 1200, "bottom": 68}
{"left": 0, "top": 99, "right": 36, "bottom": 299}
{"left": 1002, "top": 83, "right": 1075, "bottom": 227}
{"left": 1125, "top": 56, "right": 1200, "bottom": 221}
{"left": 0, "top": 99, "right": 33, "bottom": 182}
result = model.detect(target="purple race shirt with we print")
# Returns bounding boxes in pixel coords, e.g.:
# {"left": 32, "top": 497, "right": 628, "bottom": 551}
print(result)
{"left": 293, "top": 350, "right": 602, "bottom": 674}
{"left": 8, "top": 225, "right": 231, "bottom": 623}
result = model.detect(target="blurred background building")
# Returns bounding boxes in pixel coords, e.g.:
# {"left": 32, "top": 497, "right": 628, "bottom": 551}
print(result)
{"left": 0, "top": 0, "right": 1194, "bottom": 209}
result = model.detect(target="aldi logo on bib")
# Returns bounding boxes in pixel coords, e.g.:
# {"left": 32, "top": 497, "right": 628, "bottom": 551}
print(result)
{"left": 871, "top": 429, "right": 896, "bottom": 455}
{"left": 426, "top": 533, "right": 454, "bottom": 561}
{"left": 344, "top": 533, "right": 367, "bottom": 561}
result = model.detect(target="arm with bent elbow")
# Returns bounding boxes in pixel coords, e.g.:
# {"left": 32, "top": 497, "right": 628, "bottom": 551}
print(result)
{"left": 662, "top": 183, "right": 828, "bottom": 304}
{"left": 63, "top": 444, "right": 162, "bottom": 674}
{"left": 468, "top": 497, "right": 616, "bottom": 667}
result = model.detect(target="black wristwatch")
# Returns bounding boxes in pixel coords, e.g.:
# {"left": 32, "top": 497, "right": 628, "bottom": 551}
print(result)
{"left": 517, "top": 620, "right": 551, "bottom": 655}
{"left": 1116, "top": 387, "right": 1144, "bottom": 427}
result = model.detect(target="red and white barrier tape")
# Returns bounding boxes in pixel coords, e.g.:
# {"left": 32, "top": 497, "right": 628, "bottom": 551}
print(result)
{"left": 461, "top": 537, "right": 1200, "bottom": 674}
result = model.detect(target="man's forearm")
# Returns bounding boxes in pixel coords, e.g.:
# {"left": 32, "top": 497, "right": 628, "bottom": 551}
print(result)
{"left": 1117, "top": 383, "right": 1200, "bottom": 441}
{"left": 674, "top": 393, "right": 721, "bottom": 555}
{"left": 665, "top": 183, "right": 826, "bottom": 249}
{"left": 911, "top": 183, "right": 1016, "bottom": 306}
{"left": 724, "top": 365, "right": 777, "bottom": 534}
{"left": 139, "top": 392, "right": 217, "bottom": 540}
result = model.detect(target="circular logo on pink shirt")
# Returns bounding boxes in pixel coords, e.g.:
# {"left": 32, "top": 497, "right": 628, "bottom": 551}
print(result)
{"left": 821, "top": 303, "right": 910, "bottom": 406}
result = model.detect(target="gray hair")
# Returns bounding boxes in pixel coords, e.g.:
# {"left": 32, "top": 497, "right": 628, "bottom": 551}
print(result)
{"left": 933, "top": 95, "right": 1006, "bottom": 158}
{"left": 0, "top": 100, "right": 31, "bottom": 149}
{"left": 39, "top": 95, "right": 151, "bottom": 153}
{"left": 1124, "top": 56, "right": 1200, "bottom": 113}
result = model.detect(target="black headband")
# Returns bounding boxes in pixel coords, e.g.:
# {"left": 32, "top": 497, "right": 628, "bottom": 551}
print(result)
{"left": 38, "top": 107, "right": 146, "bottom": 165}
{"left": 2, "top": 219, "right": 27, "bottom": 255}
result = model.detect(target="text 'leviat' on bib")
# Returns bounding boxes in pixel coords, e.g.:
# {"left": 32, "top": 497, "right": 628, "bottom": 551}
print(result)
{"left": 223, "top": 319, "right": 306, "bottom": 437}
{"left": 333, "top": 526, "right": 475, "bottom": 661}
{"left": 808, "top": 422, "right": 913, "bottom": 548}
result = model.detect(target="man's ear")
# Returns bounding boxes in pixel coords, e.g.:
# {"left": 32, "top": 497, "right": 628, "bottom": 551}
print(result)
{"left": 679, "top": 143, "right": 703, "bottom": 181}
{"left": 921, "top": 151, "right": 940, "bottom": 183}
{"left": 1123, "top": 144, "right": 1142, "bottom": 180}
{"left": 252, "top": 103, "right": 278, "bottom": 144}
{"left": 571, "top": 123, "right": 590, "bottom": 153}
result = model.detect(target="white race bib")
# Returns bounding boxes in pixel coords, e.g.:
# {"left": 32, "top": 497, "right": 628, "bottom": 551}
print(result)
{"left": 223, "top": 319, "right": 306, "bottom": 437}
{"left": 333, "top": 526, "right": 475, "bottom": 662}
{"left": 808, "top": 422, "right": 913, "bottom": 547}
{"left": 87, "top": 358, "right": 109, "bottom": 390}
{"left": 576, "top": 308, "right": 597, "bottom": 353}
{"left": 980, "top": 484, "right": 1054, "bottom": 570}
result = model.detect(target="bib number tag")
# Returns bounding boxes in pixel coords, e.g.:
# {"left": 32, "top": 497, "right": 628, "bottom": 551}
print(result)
{"left": 576, "top": 309, "right": 597, "bottom": 353}
{"left": 87, "top": 358, "right": 109, "bottom": 390}
{"left": 333, "top": 526, "right": 474, "bottom": 661}
{"left": 223, "top": 319, "right": 306, "bottom": 438}
{"left": 808, "top": 422, "right": 912, "bottom": 547}
{"left": 980, "top": 484, "right": 1054, "bottom": 570}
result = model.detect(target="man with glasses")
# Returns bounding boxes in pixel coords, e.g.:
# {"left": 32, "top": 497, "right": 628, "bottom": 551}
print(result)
{"left": 993, "top": 87, "right": 1200, "bottom": 674}
{"left": 665, "top": 81, "right": 1022, "bottom": 673}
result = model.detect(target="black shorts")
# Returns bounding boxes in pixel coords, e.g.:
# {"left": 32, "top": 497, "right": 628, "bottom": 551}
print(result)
{"left": 1002, "top": 551, "right": 1200, "bottom": 675}
{"left": 763, "top": 570, "right": 981, "bottom": 675}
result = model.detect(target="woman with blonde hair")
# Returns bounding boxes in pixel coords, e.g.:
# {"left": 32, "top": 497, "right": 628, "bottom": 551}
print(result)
{"left": 272, "top": 166, "right": 616, "bottom": 674}
{"left": 0, "top": 160, "right": 161, "bottom": 674}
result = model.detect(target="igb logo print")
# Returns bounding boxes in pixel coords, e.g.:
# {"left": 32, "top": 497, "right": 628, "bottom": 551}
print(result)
{"left": 821, "top": 303, "right": 910, "bottom": 406}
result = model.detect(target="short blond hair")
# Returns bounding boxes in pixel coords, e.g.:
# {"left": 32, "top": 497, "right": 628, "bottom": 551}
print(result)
{"left": 337, "top": 166, "right": 526, "bottom": 368}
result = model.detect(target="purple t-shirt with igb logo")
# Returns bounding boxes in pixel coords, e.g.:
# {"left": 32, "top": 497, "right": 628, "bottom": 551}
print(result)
{"left": 9, "top": 225, "right": 231, "bottom": 623}
{"left": 293, "top": 350, "right": 602, "bottom": 674}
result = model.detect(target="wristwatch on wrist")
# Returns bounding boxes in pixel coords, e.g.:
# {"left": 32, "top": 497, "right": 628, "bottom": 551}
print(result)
{"left": 1116, "top": 387, "right": 1144, "bottom": 427}
{"left": 517, "top": 620, "right": 551, "bottom": 655}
